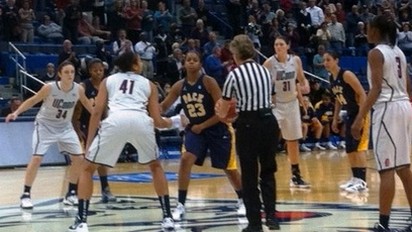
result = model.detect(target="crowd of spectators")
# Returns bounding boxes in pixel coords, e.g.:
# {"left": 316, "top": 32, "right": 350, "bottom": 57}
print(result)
{"left": 2, "top": 0, "right": 412, "bottom": 113}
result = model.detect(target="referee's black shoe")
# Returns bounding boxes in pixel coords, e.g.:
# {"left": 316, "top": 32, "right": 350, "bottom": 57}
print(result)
{"left": 266, "top": 217, "right": 280, "bottom": 230}
{"left": 242, "top": 225, "right": 263, "bottom": 232}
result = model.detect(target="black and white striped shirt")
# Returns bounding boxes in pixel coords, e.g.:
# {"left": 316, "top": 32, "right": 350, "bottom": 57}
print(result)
{"left": 222, "top": 60, "right": 274, "bottom": 112}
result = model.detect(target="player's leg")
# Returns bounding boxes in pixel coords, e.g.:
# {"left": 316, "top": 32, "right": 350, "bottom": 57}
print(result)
{"left": 63, "top": 154, "right": 84, "bottom": 206}
{"left": 97, "top": 166, "right": 116, "bottom": 203}
{"left": 312, "top": 120, "right": 326, "bottom": 150}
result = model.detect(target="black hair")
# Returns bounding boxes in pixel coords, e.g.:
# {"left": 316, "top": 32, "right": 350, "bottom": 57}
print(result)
{"left": 369, "top": 14, "right": 397, "bottom": 47}
{"left": 114, "top": 52, "right": 139, "bottom": 72}
{"left": 274, "top": 35, "right": 291, "bottom": 45}
{"left": 185, "top": 50, "right": 203, "bottom": 63}
{"left": 324, "top": 50, "right": 340, "bottom": 60}
{"left": 87, "top": 58, "right": 104, "bottom": 70}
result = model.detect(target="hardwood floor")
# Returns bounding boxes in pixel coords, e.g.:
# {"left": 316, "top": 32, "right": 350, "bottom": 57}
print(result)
{"left": 1, "top": 149, "right": 411, "bottom": 231}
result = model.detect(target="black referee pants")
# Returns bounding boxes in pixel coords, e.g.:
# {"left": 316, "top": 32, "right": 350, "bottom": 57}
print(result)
{"left": 235, "top": 111, "right": 279, "bottom": 226}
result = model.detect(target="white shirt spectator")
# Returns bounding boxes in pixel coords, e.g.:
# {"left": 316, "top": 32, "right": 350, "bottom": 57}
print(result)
{"left": 134, "top": 41, "right": 156, "bottom": 60}
{"left": 306, "top": 5, "right": 324, "bottom": 28}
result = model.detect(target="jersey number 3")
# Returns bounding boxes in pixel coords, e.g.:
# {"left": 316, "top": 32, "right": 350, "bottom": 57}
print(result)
{"left": 119, "top": 79, "right": 135, "bottom": 94}
{"left": 396, "top": 57, "right": 402, "bottom": 79}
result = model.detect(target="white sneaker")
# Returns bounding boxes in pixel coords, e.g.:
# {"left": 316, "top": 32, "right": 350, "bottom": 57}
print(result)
{"left": 68, "top": 217, "right": 89, "bottom": 232}
{"left": 20, "top": 193, "right": 33, "bottom": 209}
{"left": 237, "top": 199, "right": 246, "bottom": 216}
{"left": 345, "top": 178, "right": 368, "bottom": 193}
{"left": 339, "top": 177, "right": 356, "bottom": 190}
{"left": 327, "top": 142, "right": 337, "bottom": 150}
{"left": 63, "top": 191, "right": 79, "bottom": 206}
{"left": 172, "top": 203, "right": 185, "bottom": 221}
{"left": 161, "top": 217, "right": 175, "bottom": 231}
{"left": 314, "top": 143, "right": 326, "bottom": 151}
{"left": 300, "top": 144, "right": 311, "bottom": 152}
{"left": 338, "top": 141, "right": 346, "bottom": 149}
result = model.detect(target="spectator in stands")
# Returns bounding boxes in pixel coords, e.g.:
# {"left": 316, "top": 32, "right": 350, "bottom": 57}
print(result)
{"left": 306, "top": 0, "right": 325, "bottom": 33}
{"left": 179, "top": 0, "right": 197, "bottom": 37}
{"left": 267, "top": 18, "right": 283, "bottom": 50}
{"left": 196, "top": 0, "right": 209, "bottom": 27}
{"left": 135, "top": 32, "right": 156, "bottom": 80}
{"left": 181, "top": 38, "right": 201, "bottom": 54}
{"left": 18, "top": 0, "right": 35, "bottom": 43}
{"left": 334, "top": 2, "right": 346, "bottom": 23}
{"left": 296, "top": 2, "right": 312, "bottom": 51}
{"left": 1, "top": 96, "right": 22, "bottom": 117}
{"left": 122, "top": 0, "right": 143, "bottom": 44}
{"left": 3, "top": 0, "right": 20, "bottom": 41}
{"left": 190, "top": 19, "right": 209, "bottom": 47}
{"left": 328, "top": 14, "right": 345, "bottom": 55}
{"left": 170, "top": 22, "right": 186, "bottom": 45}
{"left": 106, "top": 0, "right": 126, "bottom": 38}
{"left": 63, "top": 0, "right": 82, "bottom": 44}
{"left": 78, "top": 13, "right": 111, "bottom": 44}
{"left": 345, "top": 5, "right": 362, "bottom": 48}
{"left": 154, "top": 25, "right": 172, "bottom": 82}
{"left": 313, "top": 45, "right": 329, "bottom": 83}
{"left": 360, "top": 5, "right": 375, "bottom": 25}
{"left": 354, "top": 21, "right": 370, "bottom": 56}
{"left": 258, "top": 1, "right": 276, "bottom": 46}
{"left": 284, "top": 23, "right": 301, "bottom": 54}
{"left": 112, "top": 29, "right": 134, "bottom": 56}
{"left": 245, "top": 15, "right": 263, "bottom": 60}
{"left": 398, "top": 22, "right": 412, "bottom": 56}
{"left": 58, "top": 40, "right": 81, "bottom": 81}
{"left": 225, "top": 0, "right": 243, "bottom": 36}
{"left": 318, "top": 0, "right": 336, "bottom": 13}
{"left": 323, "top": 5, "right": 333, "bottom": 24}
{"left": 315, "top": 94, "right": 338, "bottom": 150}
{"left": 37, "top": 14, "right": 64, "bottom": 43}
{"left": 41, "top": 63, "right": 56, "bottom": 83}
{"left": 167, "top": 48, "right": 184, "bottom": 84}
{"left": 276, "top": 9, "right": 288, "bottom": 32}
{"left": 141, "top": 0, "right": 154, "bottom": 42}
{"left": 204, "top": 46, "right": 227, "bottom": 89}
{"left": 203, "top": 31, "right": 219, "bottom": 60}
{"left": 300, "top": 96, "right": 325, "bottom": 152}
{"left": 246, "top": 0, "right": 260, "bottom": 21}
{"left": 154, "top": 1, "right": 173, "bottom": 33}
{"left": 95, "top": 40, "right": 112, "bottom": 72}
{"left": 92, "top": 0, "right": 105, "bottom": 26}
{"left": 315, "top": 21, "right": 331, "bottom": 49}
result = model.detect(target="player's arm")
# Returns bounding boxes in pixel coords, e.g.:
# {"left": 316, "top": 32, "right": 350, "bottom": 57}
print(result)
{"left": 72, "top": 83, "right": 86, "bottom": 139}
{"left": 78, "top": 85, "right": 94, "bottom": 114}
{"left": 160, "top": 80, "right": 183, "bottom": 113}
{"left": 295, "top": 56, "right": 310, "bottom": 94}
{"left": 196, "top": 76, "right": 221, "bottom": 130}
{"left": 216, "top": 71, "right": 236, "bottom": 119}
{"left": 86, "top": 79, "right": 107, "bottom": 151}
{"left": 5, "top": 84, "right": 51, "bottom": 122}
{"left": 148, "top": 82, "right": 172, "bottom": 128}
{"left": 344, "top": 70, "right": 367, "bottom": 106}
{"left": 352, "top": 48, "right": 383, "bottom": 139}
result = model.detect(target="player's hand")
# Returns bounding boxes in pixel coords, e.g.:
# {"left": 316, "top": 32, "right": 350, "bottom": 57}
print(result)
{"left": 351, "top": 118, "right": 362, "bottom": 140}
{"left": 214, "top": 98, "right": 224, "bottom": 118}
{"left": 5, "top": 113, "right": 17, "bottom": 123}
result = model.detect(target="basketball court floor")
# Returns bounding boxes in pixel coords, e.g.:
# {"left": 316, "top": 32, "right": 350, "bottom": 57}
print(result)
{"left": 1, "top": 149, "right": 412, "bottom": 232}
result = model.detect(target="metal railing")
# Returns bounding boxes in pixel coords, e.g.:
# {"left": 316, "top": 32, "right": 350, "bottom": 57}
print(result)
{"left": 8, "top": 42, "right": 27, "bottom": 96}
{"left": 19, "top": 70, "right": 45, "bottom": 95}
{"left": 255, "top": 49, "right": 330, "bottom": 84}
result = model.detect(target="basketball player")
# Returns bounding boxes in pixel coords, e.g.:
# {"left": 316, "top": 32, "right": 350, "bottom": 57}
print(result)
{"left": 5, "top": 61, "right": 93, "bottom": 209}
{"left": 323, "top": 50, "right": 369, "bottom": 193}
{"left": 68, "top": 52, "right": 175, "bottom": 232}
{"left": 72, "top": 58, "right": 116, "bottom": 203}
{"left": 263, "top": 36, "right": 310, "bottom": 188}
{"left": 160, "top": 51, "right": 244, "bottom": 221}
{"left": 352, "top": 15, "right": 412, "bottom": 231}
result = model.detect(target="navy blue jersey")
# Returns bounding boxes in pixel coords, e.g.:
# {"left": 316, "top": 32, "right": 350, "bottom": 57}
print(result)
{"left": 180, "top": 75, "right": 215, "bottom": 125}
{"left": 79, "top": 79, "right": 98, "bottom": 130}
{"left": 330, "top": 69, "right": 359, "bottom": 115}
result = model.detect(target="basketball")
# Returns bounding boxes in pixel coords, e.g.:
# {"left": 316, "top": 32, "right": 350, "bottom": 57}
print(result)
{"left": 226, "top": 99, "right": 238, "bottom": 119}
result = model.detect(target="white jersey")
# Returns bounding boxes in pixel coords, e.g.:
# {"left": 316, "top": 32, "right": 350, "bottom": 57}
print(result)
{"left": 106, "top": 71, "right": 151, "bottom": 115}
{"left": 36, "top": 82, "right": 79, "bottom": 127}
{"left": 268, "top": 55, "right": 298, "bottom": 103}
{"left": 368, "top": 44, "right": 410, "bottom": 103}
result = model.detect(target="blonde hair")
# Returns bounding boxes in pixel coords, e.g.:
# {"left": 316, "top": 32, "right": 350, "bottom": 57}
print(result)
{"left": 229, "top": 35, "right": 255, "bottom": 61}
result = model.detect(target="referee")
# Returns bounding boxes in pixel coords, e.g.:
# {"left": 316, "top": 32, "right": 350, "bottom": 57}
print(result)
{"left": 215, "top": 35, "right": 280, "bottom": 231}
